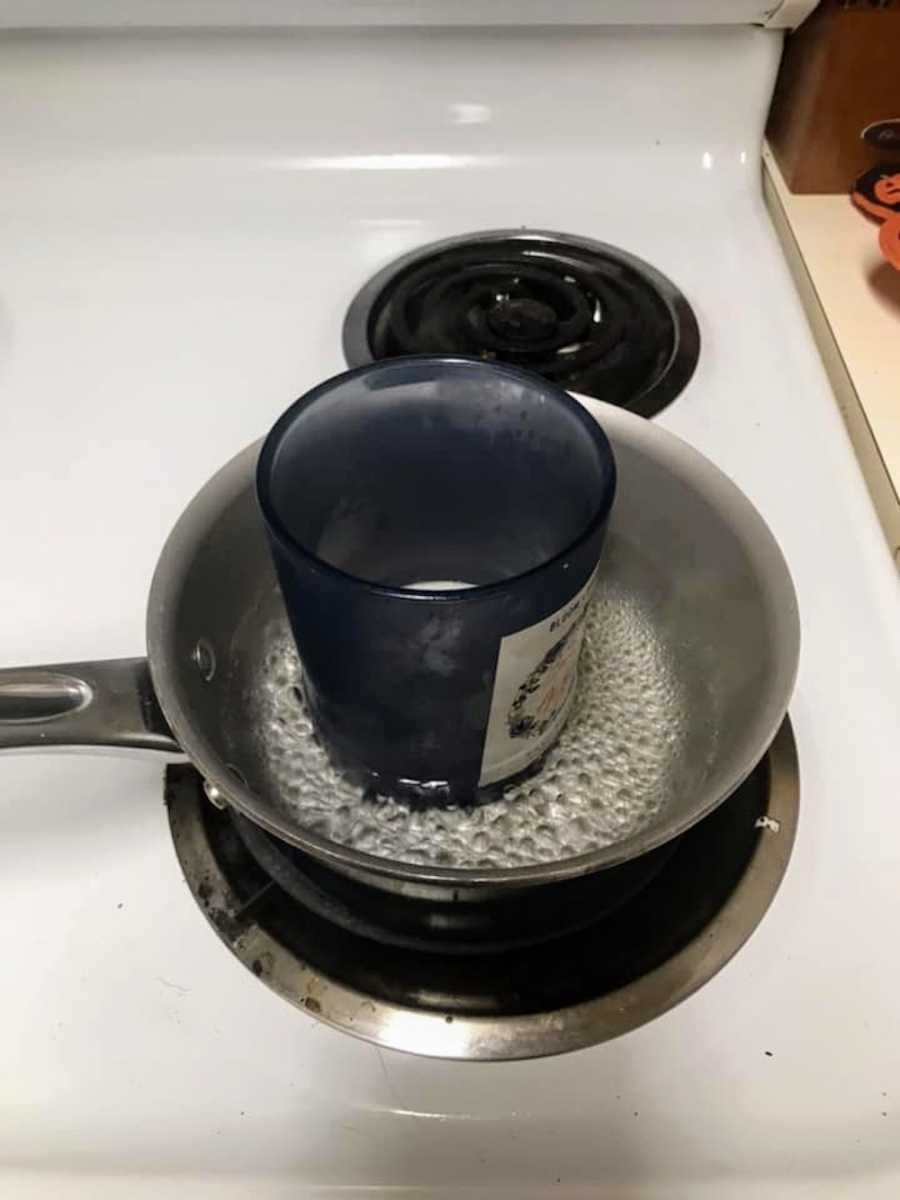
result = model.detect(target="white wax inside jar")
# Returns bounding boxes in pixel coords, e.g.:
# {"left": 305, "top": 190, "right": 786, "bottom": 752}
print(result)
{"left": 405, "top": 580, "right": 476, "bottom": 591}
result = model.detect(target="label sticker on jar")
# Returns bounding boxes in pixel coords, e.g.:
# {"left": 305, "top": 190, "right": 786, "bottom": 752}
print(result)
{"left": 479, "top": 567, "right": 598, "bottom": 786}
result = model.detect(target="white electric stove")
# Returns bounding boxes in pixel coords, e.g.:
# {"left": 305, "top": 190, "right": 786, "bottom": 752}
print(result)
{"left": 2, "top": 3, "right": 900, "bottom": 1197}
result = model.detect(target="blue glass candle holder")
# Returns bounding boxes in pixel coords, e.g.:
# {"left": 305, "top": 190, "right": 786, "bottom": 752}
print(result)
{"left": 257, "top": 356, "right": 616, "bottom": 804}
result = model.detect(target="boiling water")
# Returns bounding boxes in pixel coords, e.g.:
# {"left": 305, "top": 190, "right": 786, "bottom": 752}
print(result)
{"left": 251, "top": 576, "right": 692, "bottom": 869}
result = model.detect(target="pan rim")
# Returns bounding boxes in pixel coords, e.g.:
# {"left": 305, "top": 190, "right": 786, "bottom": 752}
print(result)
{"left": 146, "top": 397, "right": 800, "bottom": 889}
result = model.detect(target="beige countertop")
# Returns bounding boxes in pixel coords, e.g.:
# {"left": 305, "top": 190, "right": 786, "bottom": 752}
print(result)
{"left": 763, "top": 144, "right": 900, "bottom": 566}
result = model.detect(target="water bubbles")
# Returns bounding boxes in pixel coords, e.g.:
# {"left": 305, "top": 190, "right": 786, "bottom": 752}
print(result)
{"left": 250, "top": 579, "right": 694, "bottom": 870}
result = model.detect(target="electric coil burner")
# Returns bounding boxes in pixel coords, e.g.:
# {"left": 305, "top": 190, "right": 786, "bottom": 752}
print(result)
{"left": 343, "top": 230, "right": 701, "bottom": 417}
{"left": 167, "top": 720, "right": 797, "bottom": 1061}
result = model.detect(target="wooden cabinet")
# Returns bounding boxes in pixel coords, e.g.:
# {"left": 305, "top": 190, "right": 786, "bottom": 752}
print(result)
{"left": 767, "top": 0, "right": 900, "bottom": 194}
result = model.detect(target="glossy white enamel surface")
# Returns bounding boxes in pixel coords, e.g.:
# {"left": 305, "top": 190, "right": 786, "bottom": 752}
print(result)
{"left": 0, "top": 0, "right": 820, "bottom": 30}
{"left": 0, "top": 24, "right": 898, "bottom": 1199}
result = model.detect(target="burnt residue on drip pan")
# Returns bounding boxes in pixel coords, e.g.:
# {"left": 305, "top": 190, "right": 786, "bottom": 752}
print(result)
{"left": 166, "top": 719, "right": 798, "bottom": 1060}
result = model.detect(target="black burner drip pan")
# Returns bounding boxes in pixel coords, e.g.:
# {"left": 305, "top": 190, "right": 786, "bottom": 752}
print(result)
{"left": 169, "top": 750, "right": 776, "bottom": 1019}
{"left": 231, "top": 811, "right": 680, "bottom": 957}
{"left": 342, "top": 229, "right": 701, "bottom": 418}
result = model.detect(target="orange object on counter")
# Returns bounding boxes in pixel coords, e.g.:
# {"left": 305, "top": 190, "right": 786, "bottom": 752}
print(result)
{"left": 852, "top": 164, "right": 900, "bottom": 272}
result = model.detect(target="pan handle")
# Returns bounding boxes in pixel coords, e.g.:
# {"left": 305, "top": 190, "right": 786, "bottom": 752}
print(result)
{"left": 0, "top": 657, "right": 184, "bottom": 756}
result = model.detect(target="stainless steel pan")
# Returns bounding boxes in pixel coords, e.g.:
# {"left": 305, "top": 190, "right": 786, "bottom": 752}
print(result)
{"left": 0, "top": 399, "right": 800, "bottom": 895}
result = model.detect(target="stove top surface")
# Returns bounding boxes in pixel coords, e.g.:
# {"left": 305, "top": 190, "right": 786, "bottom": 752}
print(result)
{"left": 2, "top": 21, "right": 900, "bottom": 1200}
